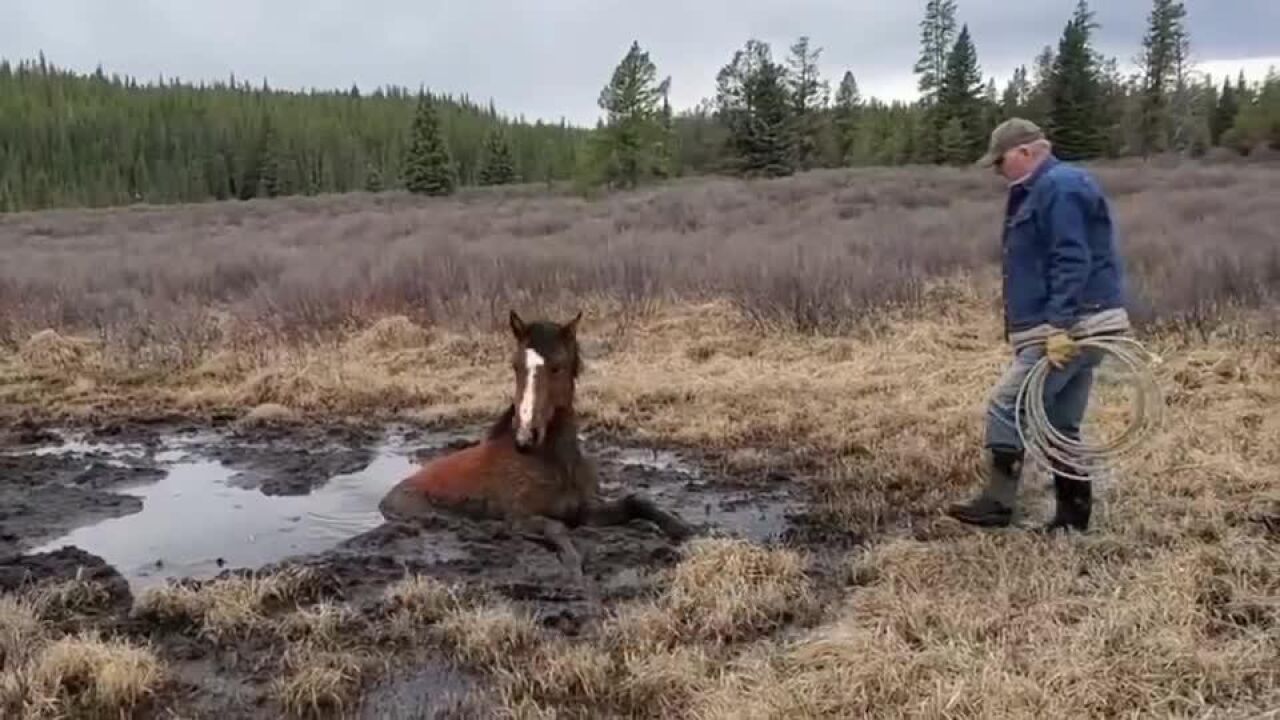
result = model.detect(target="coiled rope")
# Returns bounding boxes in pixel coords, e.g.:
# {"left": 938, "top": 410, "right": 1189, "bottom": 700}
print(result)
{"left": 1014, "top": 335, "right": 1164, "bottom": 482}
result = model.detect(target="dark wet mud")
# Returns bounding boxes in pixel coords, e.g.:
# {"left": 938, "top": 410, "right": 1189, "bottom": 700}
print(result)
{"left": 0, "top": 419, "right": 823, "bottom": 719}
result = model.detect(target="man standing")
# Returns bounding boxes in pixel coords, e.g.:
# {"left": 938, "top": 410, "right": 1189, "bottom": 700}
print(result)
{"left": 946, "top": 118, "right": 1131, "bottom": 533}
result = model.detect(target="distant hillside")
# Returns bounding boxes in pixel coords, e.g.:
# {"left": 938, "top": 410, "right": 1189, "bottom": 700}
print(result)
{"left": 0, "top": 54, "right": 588, "bottom": 212}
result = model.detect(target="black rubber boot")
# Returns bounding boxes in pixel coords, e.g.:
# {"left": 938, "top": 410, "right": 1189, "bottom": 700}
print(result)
{"left": 1040, "top": 474, "right": 1092, "bottom": 533}
{"left": 946, "top": 449, "right": 1022, "bottom": 527}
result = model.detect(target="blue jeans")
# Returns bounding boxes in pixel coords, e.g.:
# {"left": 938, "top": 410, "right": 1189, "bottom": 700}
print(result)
{"left": 985, "top": 343, "right": 1104, "bottom": 463}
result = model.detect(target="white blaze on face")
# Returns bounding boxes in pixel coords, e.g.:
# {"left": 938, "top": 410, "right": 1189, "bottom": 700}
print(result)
{"left": 517, "top": 347, "right": 545, "bottom": 440}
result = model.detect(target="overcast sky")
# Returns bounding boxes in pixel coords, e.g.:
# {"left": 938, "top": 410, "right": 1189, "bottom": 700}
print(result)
{"left": 6, "top": 1, "right": 1278, "bottom": 126}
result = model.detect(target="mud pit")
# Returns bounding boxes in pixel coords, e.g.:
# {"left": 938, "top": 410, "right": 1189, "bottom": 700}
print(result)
{"left": 4, "top": 424, "right": 805, "bottom": 592}
{"left": 0, "top": 420, "right": 816, "bottom": 717}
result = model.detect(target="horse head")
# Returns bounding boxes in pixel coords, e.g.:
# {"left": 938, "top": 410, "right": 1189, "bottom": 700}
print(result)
{"left": 508, "top": 309, "right": 582, "bottom": 453}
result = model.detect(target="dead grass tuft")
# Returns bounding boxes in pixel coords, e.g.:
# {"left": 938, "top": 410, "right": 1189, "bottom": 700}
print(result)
{"left": 661, "top": 537, "right": 814, "bottom": 644}
{"left": 17, "top": 329, "right": 97, "bottom": 373}
{"left": 383, "top": 574, "right": 470, "bottom": 622}
{"left": 611, "top": 645, "right": 714, "bottom": 717}
{"left": 499, "top": 641, "right": 615, "bottom": 709}
{"left": 482, "top": 540, "right": 807, "bottom": 718}
{"left": 278, "top": 602, "right": 364, "bottom": 649}
{"left": 233, "top": 352, "right": 426, "bottom": 414}
{"left": 133, "top": 566, "right": 322, "bottom": 640}
{"left": 268, "top": 643, "right": 370, "bottom": 720}
{"left": 436, "top": 601, "right": 543, "bottom": 670}
{"left": 24, "top": 578, "right": 117, "bottom": 623}
{"left": 241, "top": 401, "right": 297, "bottom": 425}
{"left": 21, "top": 631, "right": 164, "bottom": 719}
{"left": 348, "top": 314, "right": 431, "bottom": 353}
{"left": 382, "top": 574, "right": 480, "bottom": 644}
{"left": 0, "top": 597, "right": 46, "bottom": 671}
{"left": 494, "top": 634, "right": 715, "bottom": 719}
{"left": 599, "top": 601, "right": 687, "bottom": 657}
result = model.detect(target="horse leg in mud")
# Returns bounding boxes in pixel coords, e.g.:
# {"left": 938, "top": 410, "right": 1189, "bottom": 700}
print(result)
{"left": 512, "top": 515, "right": 602, "bottom": 613}
{"left": 585, "top": 494, "right": 695, "bottom": 541}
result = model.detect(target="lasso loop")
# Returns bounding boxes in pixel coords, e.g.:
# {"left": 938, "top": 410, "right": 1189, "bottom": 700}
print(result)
{"left": 1014, "top": 335, "right": 1164, "bottom": 482}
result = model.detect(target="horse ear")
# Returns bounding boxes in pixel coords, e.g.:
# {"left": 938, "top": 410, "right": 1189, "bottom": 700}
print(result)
{"left": 509, "top": 310, "right": 527, "bottom": 339}
{"left": 561, "top": 311, "right": 583, "bottom": 338}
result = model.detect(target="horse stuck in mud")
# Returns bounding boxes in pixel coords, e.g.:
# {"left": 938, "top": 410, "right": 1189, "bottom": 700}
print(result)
{"left": 379, "top": 310, "right": 695, "bottom": 606}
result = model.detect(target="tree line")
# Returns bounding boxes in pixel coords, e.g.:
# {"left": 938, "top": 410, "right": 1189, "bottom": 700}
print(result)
{"left": 2, "top": 0, "right": 1279, "bottom": 210}
{"left": 591, "top": 0, "right": 1280, "bottom": 189}
{"left": 0, "top": 56, "right": 584, "bottom": 211}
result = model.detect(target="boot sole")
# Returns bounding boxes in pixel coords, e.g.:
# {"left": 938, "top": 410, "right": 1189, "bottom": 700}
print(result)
{"left": 945, "top": 509, "right": 1013, "bottom": 528}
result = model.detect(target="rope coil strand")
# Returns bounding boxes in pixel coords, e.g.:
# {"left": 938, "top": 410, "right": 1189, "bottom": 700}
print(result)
{"left": 1014, "top": 335, "right": 1164, "bottom": 482}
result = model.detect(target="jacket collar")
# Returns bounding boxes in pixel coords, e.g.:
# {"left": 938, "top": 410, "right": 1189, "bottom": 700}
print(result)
{"left": 1010, "top": 153, "right": 1057, "bottom": 190}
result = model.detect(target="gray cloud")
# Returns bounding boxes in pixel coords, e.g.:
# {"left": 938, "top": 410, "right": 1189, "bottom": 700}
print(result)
{"left": 6, "top": 1, "right": 1278, "bottom": 126}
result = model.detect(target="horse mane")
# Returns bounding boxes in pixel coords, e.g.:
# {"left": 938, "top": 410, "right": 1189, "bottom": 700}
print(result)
{"left": 487, "top": 404, "right": 517, "bottom": 440}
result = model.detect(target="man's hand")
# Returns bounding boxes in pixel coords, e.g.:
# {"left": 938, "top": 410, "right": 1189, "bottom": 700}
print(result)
{"left": 1045, "top": 331, "right": 1078, "bottom": 369}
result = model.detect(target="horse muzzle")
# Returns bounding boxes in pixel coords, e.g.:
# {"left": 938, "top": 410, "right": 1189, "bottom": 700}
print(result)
{"left": 514, "top": 426, "right": 542, "bottom": 453}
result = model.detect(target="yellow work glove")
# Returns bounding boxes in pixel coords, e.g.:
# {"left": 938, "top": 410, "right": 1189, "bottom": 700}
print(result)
{"left": 1045, "top": 331, "right": 1078, "bottom": 369}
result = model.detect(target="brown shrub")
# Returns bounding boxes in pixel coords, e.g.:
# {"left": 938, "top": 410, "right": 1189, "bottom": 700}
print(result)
{"left": 3, "top": 163, "right": 1276, "bottom": 360}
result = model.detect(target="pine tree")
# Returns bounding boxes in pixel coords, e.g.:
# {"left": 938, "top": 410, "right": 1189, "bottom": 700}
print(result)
{"left": 1210, "top": 76, "right": 1239, "bottom": 146}
{"left": 1096, "top": 56, "right": 1129, "bottom": 156}
{"left": 656, "top": 82, "right": 678, "bottom": 177}
{"left": 1138, "top": 0, "right": 1189, "bottom": 155}
{"left": 937, "top": 24, "right": 985, "bottom": 163}
{"left": 364, "top": 163, "right": 384, "bottom": 193}
{"left": 940, "top": 116, "right": 971, "bottom": 165}
{"left": 478, "top": 128, "right": 516, "bottom": 185}
{"left": 787, "top": 36, "right": 829, "bottom": 170}
{"left": 1025, "top": 46, "right": 1057, "bottom": 126}
{"left": 1002, "top": 66, "right": 1030, "bottom": 117}
{"left": 403, "top": 92, "right": 457, "bottom": 196}
{"left": 593, "top": 41, "right": 669, "bottom": 188}
{"left": 914, "top": 0, "right": 959, "bottom": 162}
{"left": 1047, "top": 0, "right": 1107, "bottom": 160}
{"left": 981, "top": 78, "right": 1001, "bottom": 137}
{"left": 1235, "top": 70, "right": 1254, "bottom": 106}
{"left": 833, "top": 71, "right": 862, "bottom": 164}
{"left": 914, "top": 0, "right": 958, "bottom": 104}
{"left": 715, "top": 40, "right": 795, "bottom": 177}
{"left": 256, "top": 117, "right": 286, "bottom": 198}
{"left": 1230, "top": 69, "right": 1280, "bottom": 152}
{"left": 1167, "top": 5, "right": 1199, "bottom": 151}
{"left": 745, "top": 55, "right": 795, "bottom": 177}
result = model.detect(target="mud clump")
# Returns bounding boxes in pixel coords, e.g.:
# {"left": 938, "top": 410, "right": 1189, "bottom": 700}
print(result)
{"left": 70, "top": 462, "right": 166, "bottom": 491}
{"left": 0, "top": 546, "right": 133, "bottom": 616}
{"left": 0, "top": 451, "right": 150, "bottom": 555}
{"left": 212, "top": 424, "right": 380, "bottom": 496}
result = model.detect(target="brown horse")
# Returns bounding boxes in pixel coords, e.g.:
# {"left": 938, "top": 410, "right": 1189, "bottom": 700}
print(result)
{"left": 378, "top": 310, "right": 694, "bottom": 595}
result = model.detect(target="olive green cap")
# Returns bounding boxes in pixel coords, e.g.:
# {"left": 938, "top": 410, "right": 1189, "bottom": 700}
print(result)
{"left": 976, "top": 117, "right": 1045, "bottom": 167}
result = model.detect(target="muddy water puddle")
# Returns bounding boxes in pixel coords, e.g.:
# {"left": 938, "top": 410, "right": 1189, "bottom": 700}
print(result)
{"left": 6, "top": 426, "right": 806, "bottom": 591}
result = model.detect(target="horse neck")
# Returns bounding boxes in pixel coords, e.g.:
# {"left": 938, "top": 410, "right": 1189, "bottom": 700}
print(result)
{"left": 486, "top": 401, "right": 582, "bottom": 464}
{"left": 544, "top": 407, "right": 584, "bottom": 471}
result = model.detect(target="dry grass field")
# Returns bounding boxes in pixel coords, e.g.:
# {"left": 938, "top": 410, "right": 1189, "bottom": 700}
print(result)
{"left": 0, "top": 160, "right": 1278, "bottom": 718}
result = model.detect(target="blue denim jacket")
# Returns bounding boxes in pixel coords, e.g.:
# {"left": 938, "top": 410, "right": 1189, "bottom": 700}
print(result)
{"left": 1002, "top": 156, "right": 1128, "bottom": 335}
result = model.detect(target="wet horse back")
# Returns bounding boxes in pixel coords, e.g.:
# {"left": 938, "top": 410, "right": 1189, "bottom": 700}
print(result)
{"left": 379, "top": 442, "right": 585, "bottom": 521}
{"left": 380, "top": 444, "right": 497, "bottom": 517}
